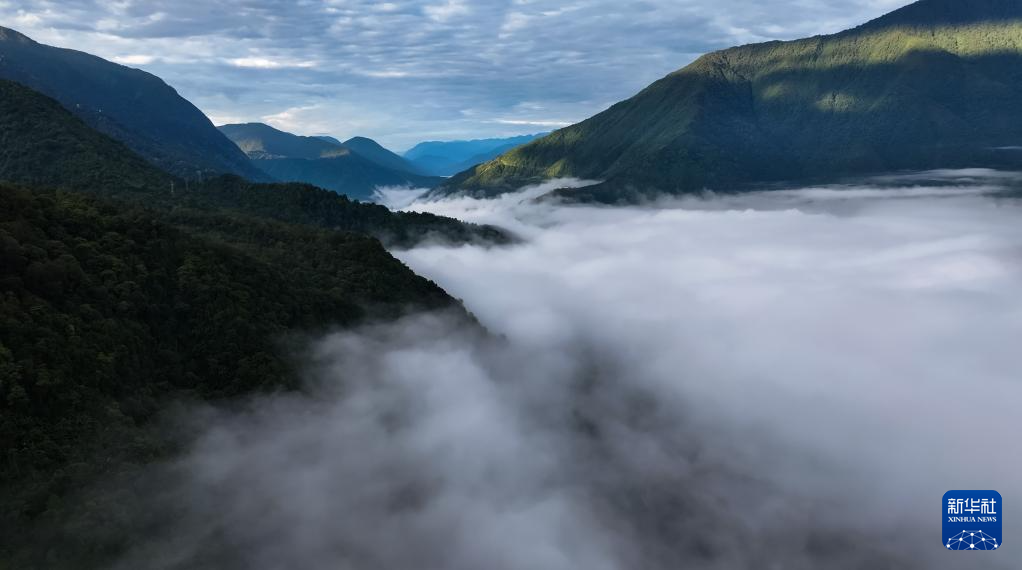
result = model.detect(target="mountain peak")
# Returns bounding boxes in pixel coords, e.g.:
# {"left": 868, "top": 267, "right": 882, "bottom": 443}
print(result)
{"left": 0, "top": 26, "right": 35, "bottom": 44}
{"left": 858, "top": 0, "right": 1022, "bottom": 31}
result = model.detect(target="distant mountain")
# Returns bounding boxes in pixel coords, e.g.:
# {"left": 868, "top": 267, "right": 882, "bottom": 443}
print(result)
{"left": 436, "top": 0, "right": 1022, "bottom": 201}
{"left": 219, "top": 123, "right": 443, "bottom": 200}
{"left": 315, "top": 135, "right": 343, "bottom": 145}
{"left": 0, "top": 26, "right": 264, "bottom": 180}
{"left": 218, "top": 122, "right": 345, "bottom": 160}
{"left": 0, "top": 81, "right": 511, "bottom": 248}
{"left": 404, "top": 134, "right": 547, "bottom": 176}
{"left": 343, "top": 136, "right": 423, "bottom": 174}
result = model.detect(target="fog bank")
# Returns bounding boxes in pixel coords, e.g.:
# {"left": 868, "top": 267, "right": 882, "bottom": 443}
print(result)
{"left": 114, "top": 172, "right": 1022, "bottom": 569}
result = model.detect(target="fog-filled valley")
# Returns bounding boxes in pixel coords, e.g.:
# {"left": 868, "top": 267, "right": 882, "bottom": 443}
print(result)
{"left": 4, "top": 1, "right": 1022, "bottom": 567}
{"left": 102, "top": 172, "right": 1021, "bottom": 570}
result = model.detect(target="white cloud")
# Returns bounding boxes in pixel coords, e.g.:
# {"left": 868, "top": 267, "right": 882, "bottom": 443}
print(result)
{"left": 112, "top": 54, "right": 156, "bottom": 65}
{"left": 227, "top": 57, "right": 317, "bottom": 69}
{"left": 423, "top": 0, "right": 470, "bottom": 22}
{"left": 492, "top": 118, "right": 573, "bottom": 127}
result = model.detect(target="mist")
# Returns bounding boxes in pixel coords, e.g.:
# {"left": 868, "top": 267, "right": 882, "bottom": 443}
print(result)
{"left": 112, "top": 172, "right": 1022, "bottom": 569}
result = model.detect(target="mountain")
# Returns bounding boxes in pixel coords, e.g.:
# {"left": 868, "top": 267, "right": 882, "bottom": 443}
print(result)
{"left": 315, "top": 135, "right": 343, "bottom": 145}
{"left": 0, "top": 80, "right": 511, "bottom": 248}
{"left": 0, "top": 26, "right": 264, "bottom": 181}
{"left": 0, "top": 78, "right": 507, "bottom": 569}
{"left": 219, "top": 123, "right": 444, "bottom": 200}
{"left": 218, "top": 122, "right": 345, "bottom": 160}
{"left": 404, "top": 133, "right": 547, "bottom": 176}
{"left": 343, "top": 136, "right": 423, "bottom": 174}
{"left": 435, "top": 0, "right": 1022, "bottom": 201}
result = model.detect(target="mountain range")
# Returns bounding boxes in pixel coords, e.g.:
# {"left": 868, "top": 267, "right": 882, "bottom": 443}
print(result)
{"left": 0, "top": 76, "right": 511, "bottom": 568}
{"left": 219, "top": 122, "right": 441, "bottom": 200}
{"left": 403, "top": 134, "right": 547, "bottom": 176}
{"left": 435, "top": 0, "right": 1022, "bottom": 202}
{"left": 0, "top": 26, "right": 265, "bottom": 181}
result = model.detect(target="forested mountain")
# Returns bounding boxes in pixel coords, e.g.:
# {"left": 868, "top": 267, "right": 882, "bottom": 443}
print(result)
{"left": 435, "top": 0, "right": 1022, "bottom": 201}
{"left": 219, "top": 123, "right": 443, "bottom": 200}
{"left": 218, "top": 122, "right": 345, "bottom": 160}
{"left": 0, "top": 78, "right": 507, "bottom": 568}
{"left": 0, "top": 26, "right": 264, "bottom": 181}
{"left": 404, "top": 133, "right": 546, "bottom": 176}
{"left": 343, "top": 136, "right": 423, "bottom": 174}
{"left": 0, "top": 83, "right": 508, "bottom": 247}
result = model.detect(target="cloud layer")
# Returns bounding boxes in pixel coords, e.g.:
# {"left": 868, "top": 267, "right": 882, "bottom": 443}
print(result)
{"left": 105, "top": 172, "right": 1020, "bottom": 569}
{"left": 2, "top": 0, "right": 911, "bottom": 148}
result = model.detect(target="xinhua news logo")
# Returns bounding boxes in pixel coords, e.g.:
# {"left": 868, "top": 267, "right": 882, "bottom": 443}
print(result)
{"left": 943, "top": 490, "right": 1002, "bottom": 551}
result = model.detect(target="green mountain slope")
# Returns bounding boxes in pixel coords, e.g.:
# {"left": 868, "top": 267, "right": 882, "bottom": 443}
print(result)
{"left": 0, "top": 78, "right": 499, "bottom": 570}
{"left": 0, "top": 82, "right": 508, "bottom": 247}
{"left": 0, "top": 26, "right": 265, "bottom": 181}
{"left": 218, "top": 122, "right": 344, "bottom": 160}
{"left": 437, "top": 0, "right": 1022, "bottom": 201}
{"left": 219, "top": 123, "right": 443, "bottom": 200}
{"left": 0, "top": 184, "right": 467, "bottom": 570}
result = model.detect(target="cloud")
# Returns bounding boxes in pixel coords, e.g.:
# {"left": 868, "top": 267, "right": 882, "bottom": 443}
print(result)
{"left": 0, "top": 0, "right": 917, "bottom": 149}
{"left": 423, "top": 0, "right": 470, "bottom": 22}
{"left": 492, "top": 118, "right": 573, "bottom": 127}
{"left": 104, "top": 171, "right": 1019, "bottom": 569}
{"left": 226, "top": 57, "right": 318, "bottom": 69}
{"left": 112, "top": 54, "right": 156, "bottom": 65}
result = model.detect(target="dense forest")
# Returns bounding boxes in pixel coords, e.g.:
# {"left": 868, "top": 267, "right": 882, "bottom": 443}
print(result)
{"left": 0, "top": 79, "right": 500, "bottom": 568}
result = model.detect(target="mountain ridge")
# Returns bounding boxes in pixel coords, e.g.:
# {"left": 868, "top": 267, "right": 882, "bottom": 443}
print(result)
{"left": 0, "top": 26, "right": 266, "bottom": 181}
{"left": 219, "top": 123, "right": 443, "bottom": 200}
{"left": 435, "top": 0, "right": 1022, "bottom": 201}
{"left": 404, "top": 133, "right": 547, "bottom": 176}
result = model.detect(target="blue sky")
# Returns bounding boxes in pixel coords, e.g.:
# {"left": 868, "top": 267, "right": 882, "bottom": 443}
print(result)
{"left": 1, "top": 0, "right": 912, "bottom": 150}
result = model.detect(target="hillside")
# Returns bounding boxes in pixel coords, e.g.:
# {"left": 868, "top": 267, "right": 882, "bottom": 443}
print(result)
{"left": 435, "top": 0, "right": 1022, "bottom": 201}
{"left": 0, "top": 26, "right": 264, "bottom": 181}
{"left": 0, "top": 82, "right": 509, "bottom": 247}
{"left": 0, "top": 77, "right": 499, "bottom": 570}
{"left": 219, "top": 123, "right": 443, "bottom": 200}
{"left": 0, "top": 184, "right": 468, "bottom": 569}
{"left": 405, "top": 133, "right": 546, "bottom": 176}
{"left": 218, "top": 122, "right": 345, "bottom": 160}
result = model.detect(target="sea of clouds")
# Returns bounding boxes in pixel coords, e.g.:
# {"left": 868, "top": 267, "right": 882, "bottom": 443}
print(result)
{"left": 113, "top": 171, "right": 1021, "bottom": 569}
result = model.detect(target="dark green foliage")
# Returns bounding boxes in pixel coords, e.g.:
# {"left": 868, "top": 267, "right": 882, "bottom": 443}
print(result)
{"left": 438, "top": 0, "right": 1022, "bottom": 201}
{"left": 0, "top": 75, "right": 503, "bottom": 568}
{"left": 0, "top": 27, "right": 264, "bottom": 181}
{"left": 0, "top": 185, "right": 464, "bottom": 569}
{"left": 0, "top": 80, "right": 171, "bottom": 194}
{"left": 186, "top": 176, "right": 513, "bottom": 248}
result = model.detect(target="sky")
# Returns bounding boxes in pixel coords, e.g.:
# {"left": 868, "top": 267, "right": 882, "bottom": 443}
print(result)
{"left": 0, "top": 0, "right": 912, "bottom": 150}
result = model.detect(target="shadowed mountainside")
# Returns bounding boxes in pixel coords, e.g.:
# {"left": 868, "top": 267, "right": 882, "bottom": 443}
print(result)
{"left": 435, "top": 0, "right": 1022, "bottom": 202}
{"left": 0, "top": 78, "right": 501, "bottom": 570}
{"left": 219, "top": 123, "right": 442, "bottom": 200}
{"left": 0, "top": 26, "right": 265, "bottom": 181}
